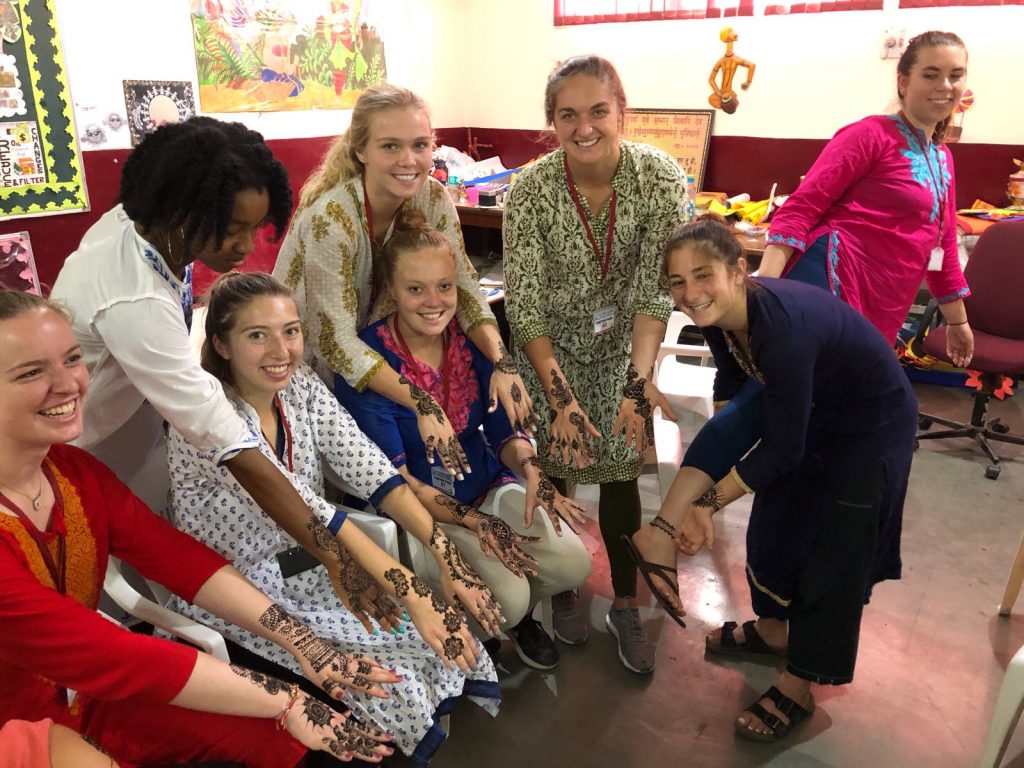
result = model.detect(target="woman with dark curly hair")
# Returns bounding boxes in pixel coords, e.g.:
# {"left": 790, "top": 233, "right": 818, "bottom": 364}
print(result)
{"left": 50, "top": 117, "right": 404, "bottom": 633}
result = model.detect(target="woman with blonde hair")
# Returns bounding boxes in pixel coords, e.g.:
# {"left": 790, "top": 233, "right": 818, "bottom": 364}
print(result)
{"left": 273, "top": 84, "right": 534, "bottom": 480}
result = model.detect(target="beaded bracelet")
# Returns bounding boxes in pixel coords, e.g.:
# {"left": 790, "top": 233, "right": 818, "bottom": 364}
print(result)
{"left": 275, "top": 685, "right": 301, "bottom": 730}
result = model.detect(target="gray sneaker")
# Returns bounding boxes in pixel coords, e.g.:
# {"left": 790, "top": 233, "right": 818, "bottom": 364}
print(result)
{"left": 605, "top": 607, "right": 656, "bottom": 674}
{"left": 551, "top": 589, "right": 589, "bottom": 645}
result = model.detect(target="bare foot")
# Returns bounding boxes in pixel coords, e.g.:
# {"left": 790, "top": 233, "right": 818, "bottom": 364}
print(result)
{"left": 630, "top": 524, "right": 683, "bottom": 614}
{"left": 706, "top": 617, "right": 788, "bottom": 652}
{"left": 736, "top": 671, "right": 814, "bottom": 738}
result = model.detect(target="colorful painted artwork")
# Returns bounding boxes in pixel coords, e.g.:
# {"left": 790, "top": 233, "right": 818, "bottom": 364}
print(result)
{"left": 191, "top": 0, "right": 387, "bottom": 113}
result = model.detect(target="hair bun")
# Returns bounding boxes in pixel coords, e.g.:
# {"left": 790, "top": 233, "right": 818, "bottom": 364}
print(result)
{"left": 395, "top": 207, "right": 430, "bottom": 232}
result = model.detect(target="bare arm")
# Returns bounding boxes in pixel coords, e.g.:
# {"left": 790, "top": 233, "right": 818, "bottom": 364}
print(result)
{"left": 757, "top": 243, "right": 793, "bottom": 278}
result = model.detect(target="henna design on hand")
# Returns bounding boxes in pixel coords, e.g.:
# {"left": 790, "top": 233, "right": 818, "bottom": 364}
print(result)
{"left": 510, "top": 381, "right": 523, "bottom": 404}
{"left": 324, "top": 718, "right": 382, "bottom": 757}
{"left": 411, "top": 575, "right": 432, "bottom": 597}
{"left": 549, "top": 369, "right": 573, "bottom": 409}
{"left": 301, "top": 696, "right": 335, "bottom": 729}
{"left": 567, "top": 412, "right": 596, "bottom": 460}
{"left": 230, "top": 664, "right": 292, "bottom": 695}
{"left": 433, "top": 492, "right": 485, "bottom": 527}
{"left": 693, "top": 486, "right": 724, "bottom": 514}
{"left": 385, "top": 567, "right": 410, "bottom": 597}
{"left": 443, "top": 606, "right": 463, "bottom": 633}
{"left": 494, "top": 344, "right": 520, "bottom": 375}
{"left": 258, "top": 605, "right": 337, "bottom": 673}
{"left": 443, "top": 635, "right": 466, "bottom": 660}
{"left": 522, "top": 456, "right": 562, "bottom": 534}
{"left": 401, "top": 375, "right": 445, "bottom": 424}
{"left": 478, "top": 516, "right": 536, "bottom": 575}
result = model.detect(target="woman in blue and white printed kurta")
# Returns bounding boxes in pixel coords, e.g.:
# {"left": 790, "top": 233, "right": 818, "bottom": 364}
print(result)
{"left": 166, "top": 363, "right": 499, "bottom": 765}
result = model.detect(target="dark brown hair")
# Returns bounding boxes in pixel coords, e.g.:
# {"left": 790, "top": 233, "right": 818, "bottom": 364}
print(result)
{"left": 379, "top": 209, "right": 455, "bottom": 288}
{"left": 897, "top": 30, "right": 967, "bottom": 145}
{"left": 544, "top": 55, "right": 627, "bottom": 127}
{"left": 0, "top": 290, "right": 70, "bottom": 323}
{"left": 200, "top": 272, "right": 294, "bottom": 385}
{"left": 663, "top": 213, "right": 748, "bottom": 278}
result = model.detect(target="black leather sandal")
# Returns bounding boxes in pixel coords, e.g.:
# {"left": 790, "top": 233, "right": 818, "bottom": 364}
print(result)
{"left": 620, "top": 517, "right": 687, "bottom": 628}
{"left": 735, "top": 685, "right": 815, "bottom": 743}
{"left": 706, "top": 619, "right": 787, "bottom": 660}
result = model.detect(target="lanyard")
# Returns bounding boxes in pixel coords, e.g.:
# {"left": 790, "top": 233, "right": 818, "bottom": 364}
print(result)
{"left": 563, "top": 154, "right": 617, "bottom": 280}
{"left": 0, "top": 463, "right": 65, "bottom": 594}
{"left": 393, "top": 319, "right": 451, "bottom": 412}
{"left": 262, "top": 394, "right": 294, "bottom": 473}
{"left": 899, "top": 114, "right": 947, "bottom": 238}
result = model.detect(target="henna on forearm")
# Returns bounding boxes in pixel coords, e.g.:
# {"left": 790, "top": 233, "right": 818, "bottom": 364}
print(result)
{"left": 400, "top": 375, "right": 445, "bottom": 424}
{"left": 429, "top": 521, "right": 487, "bottom": 589}
{"left": 385, "top": 567, "right": 410, "bottom": 597}
{"left": 230, "top": 664, "right": 292, "bottom": 695}
{"left": 623, "top": 361, "right": 655, "bottom": 445}
{"left": 433, "top": 492, "right": 486, "bottom": 528}
{"left": 693, "top": 486, "right": 724, "bottom": 514}
{"left": 549, "top": 369, "right": 573, "bottom": 409}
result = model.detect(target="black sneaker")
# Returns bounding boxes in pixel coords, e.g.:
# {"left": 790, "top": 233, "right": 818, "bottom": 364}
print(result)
{"left": 510, "top": 616, "right": 560, "bottom": 670}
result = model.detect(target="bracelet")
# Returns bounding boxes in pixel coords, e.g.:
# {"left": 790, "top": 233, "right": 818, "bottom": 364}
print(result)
{"left": 947, "top": 320, "right": 969, "bottom": 326}
{"left": 275, "top": 684, "right": 301, "bottom": 730}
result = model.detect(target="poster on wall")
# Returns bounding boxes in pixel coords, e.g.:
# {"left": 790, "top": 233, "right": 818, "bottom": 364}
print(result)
{"left": 191, "top": 0, "right": 388, "bottom": 113}
{"left": 0, "top": 0, "right": 88, "bottom": 220}
{"left": 0, "top": 0, "right": 88, "bottom": 221}
{"left": 123, "top": 80, "right": 197, "bottom": 146}
{"left": 0, "top": 230, "right": 40, "bottom": 293}
{"left": 624, "top": 108, "right": 714, "bottom": 192}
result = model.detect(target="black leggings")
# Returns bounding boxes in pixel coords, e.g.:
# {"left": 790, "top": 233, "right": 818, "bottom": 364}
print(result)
{"left": 552, "top": 477, "right": 641, "bottom": 598}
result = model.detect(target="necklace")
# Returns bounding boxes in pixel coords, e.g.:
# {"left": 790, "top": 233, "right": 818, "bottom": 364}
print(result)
{"left": 0, "top": 473, "right": 44, "bottom": 511}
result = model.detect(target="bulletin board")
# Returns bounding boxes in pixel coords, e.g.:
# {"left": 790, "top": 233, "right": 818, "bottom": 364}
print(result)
{"left": 624, "top": 108, "right": 713, "bottom": 191}
{"left": 0, "top": 0, "right": 88, "bottom": 220}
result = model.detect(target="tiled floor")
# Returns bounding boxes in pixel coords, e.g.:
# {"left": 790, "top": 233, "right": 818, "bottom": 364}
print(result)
{"left": 430, "top": 381, "right": 1024, "bottom": 768}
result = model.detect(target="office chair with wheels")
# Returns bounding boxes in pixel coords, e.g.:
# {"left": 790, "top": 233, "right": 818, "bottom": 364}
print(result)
{"left": 911, "top": 220, "right": 1024, "bottom": 480}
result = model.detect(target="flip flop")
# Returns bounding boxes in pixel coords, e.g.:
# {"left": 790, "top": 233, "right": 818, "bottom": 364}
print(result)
{"left": 706, "top": 620, "right": 787, "bottom": 661}
{"left": 620, "top": 534, "right": 687, "bottom": 628}
{"left": 735, "top": 685, "right": 815, "bottom": 743}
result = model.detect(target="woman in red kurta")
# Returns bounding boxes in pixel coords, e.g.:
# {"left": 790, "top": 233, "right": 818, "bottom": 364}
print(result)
{"left": 0, "top": 290, "right": 396, "bottom": 767}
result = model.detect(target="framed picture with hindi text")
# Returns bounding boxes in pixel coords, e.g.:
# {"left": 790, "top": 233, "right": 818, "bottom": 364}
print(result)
{"left": 623, "top": 108, "right": 714, "bottom": 191}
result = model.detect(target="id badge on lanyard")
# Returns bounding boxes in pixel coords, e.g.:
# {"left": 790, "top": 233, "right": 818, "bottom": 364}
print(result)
{"left": 431, "top": 464, "right": 456, "bottom": 495}
{"left": 593, "top": 305, "right": 615, "bottom": 335}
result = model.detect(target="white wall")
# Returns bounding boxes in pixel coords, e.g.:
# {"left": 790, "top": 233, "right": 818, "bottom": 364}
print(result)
{"left": 443, "top": 0, "right": 1022, "bottom": 144}
{"left": 55, "top": 0, "right": 1021, "bottom": 149}
{"left": 56, "top": 0, "right": 451, "bottom": 149}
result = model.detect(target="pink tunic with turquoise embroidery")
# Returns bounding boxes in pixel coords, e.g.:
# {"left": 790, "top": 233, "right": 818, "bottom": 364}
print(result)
{"left": 767, "top": 114, "right": 969, "bottom": 343}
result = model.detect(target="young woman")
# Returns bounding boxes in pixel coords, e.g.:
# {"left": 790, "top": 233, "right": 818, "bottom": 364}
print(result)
{"left": 630, "top": 31, "right": 972, "bottom": 623}
{"left": 502, "top": 55, "right": 688, "bottom": 674}
{"left": 50, "top": 117, "right": 394, "bottom": 632}
{"left": 336, "top": 214, "right": 593, "bottom": 671}
{"left": 167, "top": 272, "right": 501, "bottom": 764}
{"left": 0, "top": 290, "right": 393, "bottom": 766}
{"left": 272, "top": 83, "right": 534, "bottom": 478}
{"left": 633, "top": 217, "right": 917, "bottom": 742}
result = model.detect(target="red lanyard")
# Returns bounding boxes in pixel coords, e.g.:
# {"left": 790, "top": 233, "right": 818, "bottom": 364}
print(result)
{"left": 0, "top": 463, "right": 65, "bottom": 594}
{"left": 393, "top": 319, "right": 451, "bottom": 411}
{"left": 263, "top": 394, "right": 294, "bottom": 473}
{"left": 563, "top": 154, "right": 617, "bottom": 280}
{"left": 899, "top": 114, "right": 947, "bottom": 238}
{"left": 364, "top": 185, "right": 395, "bottom": 308}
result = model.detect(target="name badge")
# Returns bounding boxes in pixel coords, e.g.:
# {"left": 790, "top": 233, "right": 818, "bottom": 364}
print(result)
{"left": 927, "top": 246, "right": 944, "bottom": 271}
{"left": 593, "top": 305, "right": 615, "bottom": 335}
{"left": 431, "top": 464, "right": 456, "bottom": 495}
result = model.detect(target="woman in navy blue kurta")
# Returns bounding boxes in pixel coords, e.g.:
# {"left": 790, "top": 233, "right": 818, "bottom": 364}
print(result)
{"left": 336, "top": 214, "right": 591, "bottom": 671}
{"left": 628, "top": 217, "right": 916, "bottom": 742}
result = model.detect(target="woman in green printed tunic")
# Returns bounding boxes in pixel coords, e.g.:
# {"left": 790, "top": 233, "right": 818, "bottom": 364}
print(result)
{"left": 503, "top": 55, "right": 688, "bottom": 673}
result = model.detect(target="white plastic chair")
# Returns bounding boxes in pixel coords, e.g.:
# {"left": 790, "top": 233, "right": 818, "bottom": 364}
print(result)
{"left": 999, "top": 532, "right": 1024, "bottom": 617}
{"left": 402, "top": 483, "right": 555, "bottom": 636}
{"left": 102, "top": 556, "right": 230, "bottom": 661}
{"left": 655, "top": 310, "right": 716, "bottom": 421}
{"left": 980, "top": 642, "right": 1024, "bottom": 767}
